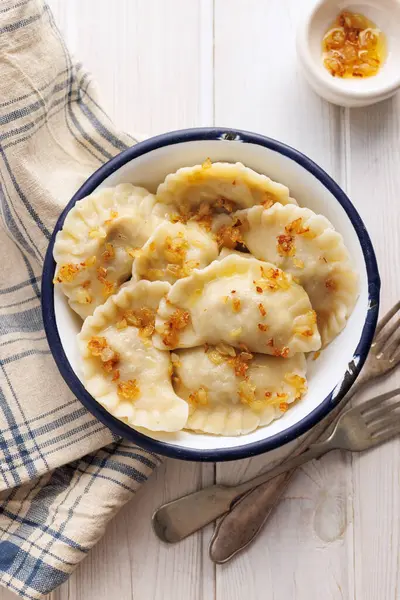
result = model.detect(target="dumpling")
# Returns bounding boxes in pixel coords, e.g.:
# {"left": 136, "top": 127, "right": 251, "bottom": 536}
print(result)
{"left": 132, "top": 220, "right": 219, "bottom": 284}
{"left": 155, "top": 161, "right": 296, "bottom": 218}
{"left": 53, "top": 184, "right": 162, "bottom": 319}
{"left": 78, "top": 280, "right": 189, "bottom": 432}
{"left": 153, "top": 254, "right": 321, "bottom": 356}
{"left": 232, "top": 203, "right": 359, "bottom": 345}
{"left": 172, "top": 346, "right": 307, "bottom": 436}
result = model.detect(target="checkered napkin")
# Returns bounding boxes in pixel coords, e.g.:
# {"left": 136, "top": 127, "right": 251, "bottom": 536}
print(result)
{"left": 0, "top": 1, "right": 162, "bottom": 597}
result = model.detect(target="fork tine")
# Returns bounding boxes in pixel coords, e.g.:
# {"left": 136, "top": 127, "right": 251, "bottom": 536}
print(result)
{"left": 358, "top": 388, "right": 400, "bottom": 417}
{"left": 368, "top": 412, "right": 400, "bottom": 435}
{"left": 384, "top": 329, "right": 400, "bottom": 360}
{"left": 374, "top": 317, "right": 400, "bottom": 355}
{"left": 370, "top": 423, "right": 400, "bottom": 446}
{"left": 363, "top": 398, "right": 400, "bottom": 424}
{"left": 374, "top": 300, "right": 400, "bottom": 340}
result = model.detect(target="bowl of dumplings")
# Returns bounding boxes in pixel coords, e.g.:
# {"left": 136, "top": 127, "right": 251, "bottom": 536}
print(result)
{"left": 42, "top": 127, "right": 380, "bottom": 461}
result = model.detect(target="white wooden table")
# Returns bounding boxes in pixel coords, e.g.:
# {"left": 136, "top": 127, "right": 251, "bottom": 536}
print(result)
{"left": 4, "top": 1, "right": 400, "bottom": 598}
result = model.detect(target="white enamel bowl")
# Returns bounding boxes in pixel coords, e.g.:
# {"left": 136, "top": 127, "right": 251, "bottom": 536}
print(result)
{"left": 42, "top": 128, "right": 380, "bottom": 461}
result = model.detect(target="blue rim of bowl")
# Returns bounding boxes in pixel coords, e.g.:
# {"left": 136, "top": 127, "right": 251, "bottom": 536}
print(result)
{"left": 41, "top": 127, "right": 380, "bottom": 462}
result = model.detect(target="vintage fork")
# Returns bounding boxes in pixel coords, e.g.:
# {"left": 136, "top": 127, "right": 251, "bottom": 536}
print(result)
{"left": 154, "top": 387, "right": 400, "bottom": 544}
{"left": 152, "top": 300, "right": 400, "bottom": 547}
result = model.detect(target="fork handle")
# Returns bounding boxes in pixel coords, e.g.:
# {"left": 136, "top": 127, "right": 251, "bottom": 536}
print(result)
{"left": 152, "top": 440, "right": 336, "bottom": 543}
{"left": 209, "top": 470, "right": 295, "bottom": 563}
{"left": 152, "top": 485, "right": 241, "bottom": 543}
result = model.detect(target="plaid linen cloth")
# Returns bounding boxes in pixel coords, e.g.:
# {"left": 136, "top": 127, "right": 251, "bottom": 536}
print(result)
{"left": 0, "top": 1, "right": 161, "bottom": 597}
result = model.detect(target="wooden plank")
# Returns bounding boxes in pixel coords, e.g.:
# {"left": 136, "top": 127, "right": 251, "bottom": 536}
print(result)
{"left": 214, "top": 0, "right": 340, "bottom": 174}
{"left": 55, "top": 0, "right": 213, "bottom": 137}
{"left": 346, "top": 98, "right": 400, "bottom": 600}
{"left": 214, "top": 1, "right": 355, "bottom": 598}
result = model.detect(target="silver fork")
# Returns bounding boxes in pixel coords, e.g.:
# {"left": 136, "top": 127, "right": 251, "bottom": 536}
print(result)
{"left": 152, "top": 388, "right": 400, "bottom": 544}
{"left": 152, "top": 300, "right": 400, "bottom": 546}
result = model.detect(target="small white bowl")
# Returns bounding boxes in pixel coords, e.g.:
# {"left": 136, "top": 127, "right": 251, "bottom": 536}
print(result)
{"left": 42, "top": 128, "right": 380, "bottom": 461}
{"left": 297, "top": 0, "right": 400, "bottom": 107}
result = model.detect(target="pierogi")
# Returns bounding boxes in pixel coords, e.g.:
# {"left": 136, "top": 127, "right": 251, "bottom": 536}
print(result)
{"left": 132, "top": 220, "right": 218, "bottom": 284}
{"left": 215, "top": 203, "right": 358, "bottom": 345}
{"left": 78, "top": 280, "right": 188, "bottom": 432}
{"left": 153, "top": 255, "right": 321, "bottom": 356}
{"left": 172, "top": 347, "right": 307, "bottom": 435}
{"left": 53, "top": 184, "right": 161, "bottom": 318}
{"left": 155, "top": 161, "right": 297, "bottom": 218}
